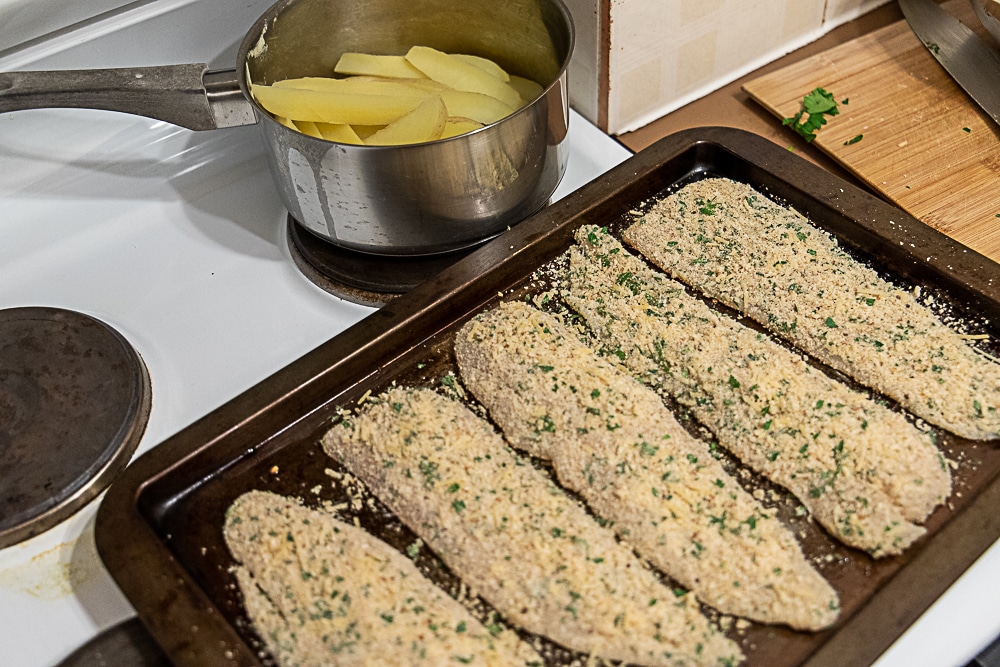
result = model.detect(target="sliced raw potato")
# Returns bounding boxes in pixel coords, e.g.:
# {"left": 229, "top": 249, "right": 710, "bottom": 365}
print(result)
{"left": 292, "top": 119, "right": 323, "bottom": 139}
{"left": 273, "top": 76, "right": 347, "bottom": 91}
{"left": 441, "top": 116, "right": 484, "bottom": 138}
{"left": 261, "top": 49, "right": 541, "bottom": 142}
{"left": 334, "top": 52, "right": 426, "bottom": 79}
{"left": 451, "top": 53, "right": 510, "bottom": 81}
{"left": 315, "top": 122, "right": 364, "bottom": 144}
{"left": 347, "top": 75, "right": 450, "bottom": 93}
{"left": 252, "top": 84, "right": 428, "bottom": 125}
{"left": 273, "top": 76, "right": 442, "bottom": 98}
{"left": 440, "top": 89, "right": 514, "bottom": 125}
{"left": 405, "top": 45, "right": 523, "bottom": 109}
{"left": 508, "top": 74, "right": 544, "bottom": 104}
{"left": 351, "top": 124, "right": 386, "bottom": 140}
{"left": 365, "top": 95, "right": 447, "bottom": 145}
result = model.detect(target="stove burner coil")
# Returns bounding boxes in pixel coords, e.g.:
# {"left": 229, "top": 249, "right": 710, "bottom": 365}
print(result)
{"left": 286, "top": 217, "right": 477, "bottom": 307}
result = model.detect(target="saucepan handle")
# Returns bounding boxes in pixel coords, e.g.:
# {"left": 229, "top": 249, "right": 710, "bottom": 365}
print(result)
{"left": 0, "top": 64, "right": 257, "bottom": 131}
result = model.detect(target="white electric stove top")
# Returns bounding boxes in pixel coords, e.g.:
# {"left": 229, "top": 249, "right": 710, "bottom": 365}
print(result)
{"left": 0, "top": 1, "right": 996, "bottom": 665}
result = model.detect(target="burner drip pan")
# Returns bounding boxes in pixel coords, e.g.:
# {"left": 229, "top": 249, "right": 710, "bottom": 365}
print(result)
{"left": 287, "top": 217, "right": 477, "bottom": 307}
{"left": 0, "top": 307, "right": 151, "bottom": 548}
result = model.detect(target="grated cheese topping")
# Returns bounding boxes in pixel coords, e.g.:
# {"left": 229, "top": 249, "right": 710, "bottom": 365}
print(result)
{"left": 223, "top": 490, "right": 542, "bottom": 666}
{"left": 623, "top": 177, "right": 1000, "bottom": 440}
{"left": 455, "top": 300, "right": 839, "bottom": 630}
{"left": 566, "top": 226, "right": 951, "bottom": 558}
{"left": 321, "top": 386, "right": 742, "bottom": 667}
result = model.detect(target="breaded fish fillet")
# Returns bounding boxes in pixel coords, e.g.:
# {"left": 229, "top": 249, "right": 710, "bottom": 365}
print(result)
{"left": 455, "top": 300, "right": 839, "bottom": 630}
{"left": 623, "top": 177, "right": 1000, "bottom": 440}
{"left": 566, "top": 226, "right": 951, "bottom": 557}
{"left": 223, "top": 490, "right": 542, "bottom": 666}
{"left": 321, "top": 386, "right": 742, "bottom": 667}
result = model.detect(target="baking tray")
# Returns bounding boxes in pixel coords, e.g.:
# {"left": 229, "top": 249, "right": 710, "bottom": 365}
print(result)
{"left": 96, "top": 126, "right": 1000, "bottom": 667}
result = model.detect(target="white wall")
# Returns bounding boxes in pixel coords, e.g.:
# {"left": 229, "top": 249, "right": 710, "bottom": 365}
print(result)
{"left": 562, "top": 0, "right": 891, "bottom": 134}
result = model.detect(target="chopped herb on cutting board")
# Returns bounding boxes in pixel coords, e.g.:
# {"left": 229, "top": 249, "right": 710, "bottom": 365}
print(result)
{"left": 782, "top": 87, "right": 839, "bottom": 142}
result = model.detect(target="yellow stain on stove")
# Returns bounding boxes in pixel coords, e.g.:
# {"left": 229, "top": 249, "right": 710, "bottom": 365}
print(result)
{"left": 0, "top": 529, "right": 101, "bottom": 600}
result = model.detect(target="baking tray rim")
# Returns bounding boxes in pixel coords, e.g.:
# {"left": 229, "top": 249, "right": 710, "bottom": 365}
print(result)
{"left": 94, "top": 125, "right": 1000, "bottom": 667}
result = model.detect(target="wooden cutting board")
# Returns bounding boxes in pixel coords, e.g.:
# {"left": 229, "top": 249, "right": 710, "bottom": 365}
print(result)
{"left": 743, "top": 0, "right": 1000, "bottom": 264}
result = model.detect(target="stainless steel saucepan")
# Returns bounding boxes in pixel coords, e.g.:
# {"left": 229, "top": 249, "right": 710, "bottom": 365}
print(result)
{"left": 0, "top": 0, "right": 574, "bottom": 256}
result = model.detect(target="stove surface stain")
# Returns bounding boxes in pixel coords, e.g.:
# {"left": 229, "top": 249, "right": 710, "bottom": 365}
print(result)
{"left": 0, "top": 529, "right": 101, "bottom": 600}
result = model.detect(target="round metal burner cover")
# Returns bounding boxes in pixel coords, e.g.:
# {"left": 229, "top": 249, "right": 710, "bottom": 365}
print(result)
{"left": 0, "top": 307, "right": 151, "bottom": 548}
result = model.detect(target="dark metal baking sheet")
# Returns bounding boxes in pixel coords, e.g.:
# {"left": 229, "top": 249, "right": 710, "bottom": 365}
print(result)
{"left": 95, "top": 127, "right": 1000, "bottom": 667}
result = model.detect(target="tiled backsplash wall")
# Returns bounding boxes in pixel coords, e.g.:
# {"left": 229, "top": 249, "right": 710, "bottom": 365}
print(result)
{"left": 564, "top": 0, "right": 891, "bottom": 134}
{"left": 0, "top": 0, "right": 888, "bottom": 135}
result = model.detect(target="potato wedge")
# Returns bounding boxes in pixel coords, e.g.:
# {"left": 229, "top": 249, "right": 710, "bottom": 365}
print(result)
{"left": 365, "top": 95, "right": 447, "bottom": 145}
{"left": 351, "top": 124, "right": 386, "bottom": 140}
{"left": 252, "top": 84, "right": 428, "bottom": 125}
{"left": 315, "top": 122, "right": 364, "bottom": 144}
{"left": 441, "top": 117, "right": 484, "bottom": 139}
{"left": 334, "top": 52, "right": 426, "bottom": 79}
{"left": 262, "top": 47, "right": 541, "bottom": 143}
{"left": 272, "top": 76, "right": 344, "bottom": 91}
{"left": 439, "top": 89, "right": 514, "bottom": 125}
{"left": 508, "top": 74, "right": 544, "bottom": 104}
{"left": 338, "top": 75, "right": 450, "bottom": 93}
{"left": 292, "top": 119, "right": 324, "bottom": 139}
{"left": 451, "top": 53, "right": 510, "bottom": 81}
{"left": 405, "top": 46, "right": 522, "bottom": 109}
{"left": 272, "top": 76, "right": 442, "bottom": 99}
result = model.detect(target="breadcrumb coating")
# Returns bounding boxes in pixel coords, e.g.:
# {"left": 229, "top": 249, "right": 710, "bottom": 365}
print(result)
{"left": 624, "top": 177, "right": 1000, "bottom": 440}
{"left": 456, "top": 300, "right": 839, "bottom": 629}
{"left": 224, "top": 491, "right": 542, "bottom": 666}
{"left": 322, "top": 386, "right": 742, "bottom": 667}
{"left": 566, "top": 226, "right": 950, "bottom": 557}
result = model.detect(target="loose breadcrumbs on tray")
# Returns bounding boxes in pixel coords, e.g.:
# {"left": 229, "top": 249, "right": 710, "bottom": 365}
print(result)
{"left": 223, "top": 491, "right": 543, "bottom": 667}
{"left": 566, "top": 226, "right": 951, "bottom": 558}
{"left": 455, "top": 300, "right": 839, "bottom": 630}
{"left": 321, "top": 386, "right": 743, "bottom": 667}
{"left": 623, "top": 177, "right": 1000, "bottom": 440}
